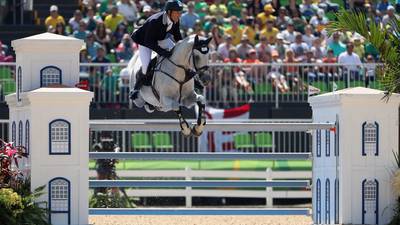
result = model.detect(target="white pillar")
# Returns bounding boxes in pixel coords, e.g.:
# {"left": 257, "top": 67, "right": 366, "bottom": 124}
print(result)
{"left": 309, "top": 87, "right": 400, "bottom": 225}
{"left": 7, "top": 33, "right": 92, "bottom": 225}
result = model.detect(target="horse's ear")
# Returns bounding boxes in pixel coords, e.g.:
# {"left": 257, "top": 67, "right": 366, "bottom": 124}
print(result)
{"left": 194, "top": 35, "right": 199, "bottom": 44}
{"left": 206, "top": 37, "right": 212, "bottom": 45}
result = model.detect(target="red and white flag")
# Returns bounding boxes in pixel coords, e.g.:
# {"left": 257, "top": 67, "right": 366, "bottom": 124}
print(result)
{"left": 199, "top": 104, "right": 250, "bottom": 152}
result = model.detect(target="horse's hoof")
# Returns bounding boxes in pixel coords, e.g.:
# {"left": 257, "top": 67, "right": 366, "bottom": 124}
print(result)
{"left": 181, "top": 127, "right": 192, "bottom": 137}
{"left": 179, "top": 121, "right": 191, "bottom": 137}
{"left": 191, "top": 126, "right": 203, "bottom": 137}
{"left": 144, "top": 104, "right": 155, "bottom": 113}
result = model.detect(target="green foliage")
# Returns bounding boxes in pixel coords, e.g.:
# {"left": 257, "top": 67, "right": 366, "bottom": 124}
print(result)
{"left": 17, "top": 182, "right": 48, "bottom": 225}
{"left": 389, "top": 200, "right": 400, "bottom": 225}
{"left": 0, "top": 138, "right": 49, "bottom": 225}
{"left": 0, "top": 183, "right": 49, "bottom": 225}
{"left": 0, "top": 188, "right": 23, "bottom": 224}
{"left": 390, "top": 150, "right": 400, "bottom": 224}
{"left": 328, "top": 10, "right": 400, "bottom": 98}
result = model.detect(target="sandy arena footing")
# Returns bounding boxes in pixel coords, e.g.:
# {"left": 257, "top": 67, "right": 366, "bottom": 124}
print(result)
{"left": 89, "top": 215, "right": 312, "bottom": 225}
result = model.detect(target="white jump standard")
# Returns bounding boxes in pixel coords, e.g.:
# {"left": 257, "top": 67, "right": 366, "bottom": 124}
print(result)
{"left": 7, "top": 33, "right": 93, "bottom": 225}
{"left": 310, "top": 87, "right": 400, "bottom": 225}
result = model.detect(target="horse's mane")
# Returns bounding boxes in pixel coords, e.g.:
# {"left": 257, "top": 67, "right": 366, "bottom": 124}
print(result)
{"left": 173, "top": 35, "right": 197, "bottom": 54}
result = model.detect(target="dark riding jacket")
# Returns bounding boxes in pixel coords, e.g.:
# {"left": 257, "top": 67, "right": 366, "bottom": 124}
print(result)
{"left": 131, "top": 11, "right": 182, "bottom": 56}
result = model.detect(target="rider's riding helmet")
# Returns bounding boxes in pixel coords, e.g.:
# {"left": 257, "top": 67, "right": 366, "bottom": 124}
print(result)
{"left": 165, "top": 0, "right": 183, "bottom": 11}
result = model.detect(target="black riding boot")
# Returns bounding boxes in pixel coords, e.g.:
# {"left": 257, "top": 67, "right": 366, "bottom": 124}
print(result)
{"left": 130, "top": 69, "right": 146, "bottom": 100}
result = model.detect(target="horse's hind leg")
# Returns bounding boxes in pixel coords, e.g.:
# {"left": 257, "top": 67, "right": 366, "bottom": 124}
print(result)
{"left": 175, "top": 107, "right": 191, "bottom": 137}
{"left": 192, "top": 101, "right": 206, "bottom": 137}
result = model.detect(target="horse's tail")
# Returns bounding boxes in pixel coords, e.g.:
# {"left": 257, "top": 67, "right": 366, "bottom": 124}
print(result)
{"left": 127, "top": 52, "right": 140, "bottom": 90}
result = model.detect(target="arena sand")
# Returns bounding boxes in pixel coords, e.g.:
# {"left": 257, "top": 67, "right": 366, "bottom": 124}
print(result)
{"left": 89, "top": 215, "right": 312, "bottom": 225}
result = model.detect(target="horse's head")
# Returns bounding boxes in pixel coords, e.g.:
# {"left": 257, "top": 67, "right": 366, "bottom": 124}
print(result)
{"left": 191, "top": 35, "right": 212, "bottom": 86}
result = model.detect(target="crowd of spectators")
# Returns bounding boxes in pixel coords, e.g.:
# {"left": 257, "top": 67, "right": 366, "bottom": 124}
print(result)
{"left": 1, "top": 0, "right": 399, "bottom": 107}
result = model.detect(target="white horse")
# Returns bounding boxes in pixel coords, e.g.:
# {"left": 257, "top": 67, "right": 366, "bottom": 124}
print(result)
{"left": 127, "top": 35, "right": 212, "bottom": 136}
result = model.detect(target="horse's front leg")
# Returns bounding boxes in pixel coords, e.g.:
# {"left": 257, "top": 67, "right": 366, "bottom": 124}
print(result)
{"left": 175, "top": 107, "right": 191, "bottom": 137}
{"left": 192, "top": 97, "right": 207, "bottom": 137}
{"left": 192, "top": 102, "right": 206, "bottom": 137}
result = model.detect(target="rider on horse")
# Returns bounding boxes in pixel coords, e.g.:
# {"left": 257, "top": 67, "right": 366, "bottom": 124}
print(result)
{"left": 130, "top": 0, "right": 184, "bottom": 99}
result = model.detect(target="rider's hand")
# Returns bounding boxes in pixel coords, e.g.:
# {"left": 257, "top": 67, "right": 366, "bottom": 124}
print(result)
{"left": 161, "top": 50, "right": 173, "bottom": 58}
{"left": 187, "top": 69, "right": 197, "bottom": 77}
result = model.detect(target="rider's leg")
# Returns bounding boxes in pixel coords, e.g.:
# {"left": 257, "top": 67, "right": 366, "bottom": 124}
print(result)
{"left": 139, "top": 45, "right": 152, "bottom": 74}
{"left": 133, "top": 45, "right": 152, "bottom": 91}
{"left": 131, "top": 45, "right": 152, "bottom": 100}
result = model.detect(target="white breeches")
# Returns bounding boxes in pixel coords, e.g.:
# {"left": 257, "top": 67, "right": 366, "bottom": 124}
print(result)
{"left": 139, "top": 37, "right": 175, "bottom": 74}
{"left": 139, "top": 45, "right": 152, "bottom": 74}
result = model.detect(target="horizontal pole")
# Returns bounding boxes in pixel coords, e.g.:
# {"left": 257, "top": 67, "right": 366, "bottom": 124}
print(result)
{"left": 89, "top": 170, "right": 312, "bottom": 179}
{"left": 122, "top": 189, "right": 311, "bottom": 198}
{"left": 89, "top": 119, "right": 334, "bottom": 132}
{"left": 89, "top": 180, "right": 310, "bottom": 188}
{"left": 89, "top": 207, "right": 310, "bottom": 216}
{"left": 89, "top": 152, "right": 311, "bottom": 160}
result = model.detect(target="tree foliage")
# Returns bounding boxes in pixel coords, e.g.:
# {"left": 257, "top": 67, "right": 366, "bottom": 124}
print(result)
{"left": 328, "top": 10, "right": 400, "bottom": 98}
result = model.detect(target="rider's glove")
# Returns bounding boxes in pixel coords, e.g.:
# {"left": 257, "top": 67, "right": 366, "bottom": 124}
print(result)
{"left": 161, "top": 50, "right": 173, "bottom": 58}
{"left": 187, "top": 69, "right": 197, "bottom": 78}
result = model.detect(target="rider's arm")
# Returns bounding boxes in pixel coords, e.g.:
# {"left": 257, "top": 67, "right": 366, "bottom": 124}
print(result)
{"left": 143, "top": 19, "right": 172, "bottom": 56}
{"left": 171, "top": 21, "right": 183, "bottom": 42}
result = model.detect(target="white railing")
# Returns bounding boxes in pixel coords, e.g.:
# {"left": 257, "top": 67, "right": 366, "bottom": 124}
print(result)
{"left": 88, "top": 120, "right": 326, "bottom": 209}
{"left": 0, "top": 62, "right": 384, "bottom": 107}
{"left": 89, "top": 167, "right": 312, "bottom": 208}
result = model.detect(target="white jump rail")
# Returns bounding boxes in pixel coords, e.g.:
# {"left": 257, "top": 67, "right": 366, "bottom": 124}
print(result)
{"left": 89, "top": 180, "right": 310, "bottom": 188}
{"left": 89, "top": 169, "right": 312, "bottom": 179}
{"left": 89, "top": 119, "right": 335, "bottom": 132}
{"left": 89, "top": 152, "right": 311, "bottom": 160}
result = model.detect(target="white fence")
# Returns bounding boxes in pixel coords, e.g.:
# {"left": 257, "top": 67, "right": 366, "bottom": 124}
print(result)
{"left": 88, "top": 120, "right": 332, "bottom": 209}
{"left": 0, "top": 62, "right": 384, "bottom": 108}
{"left": 89, "top": 168, "right": 312, "bottom": 208}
